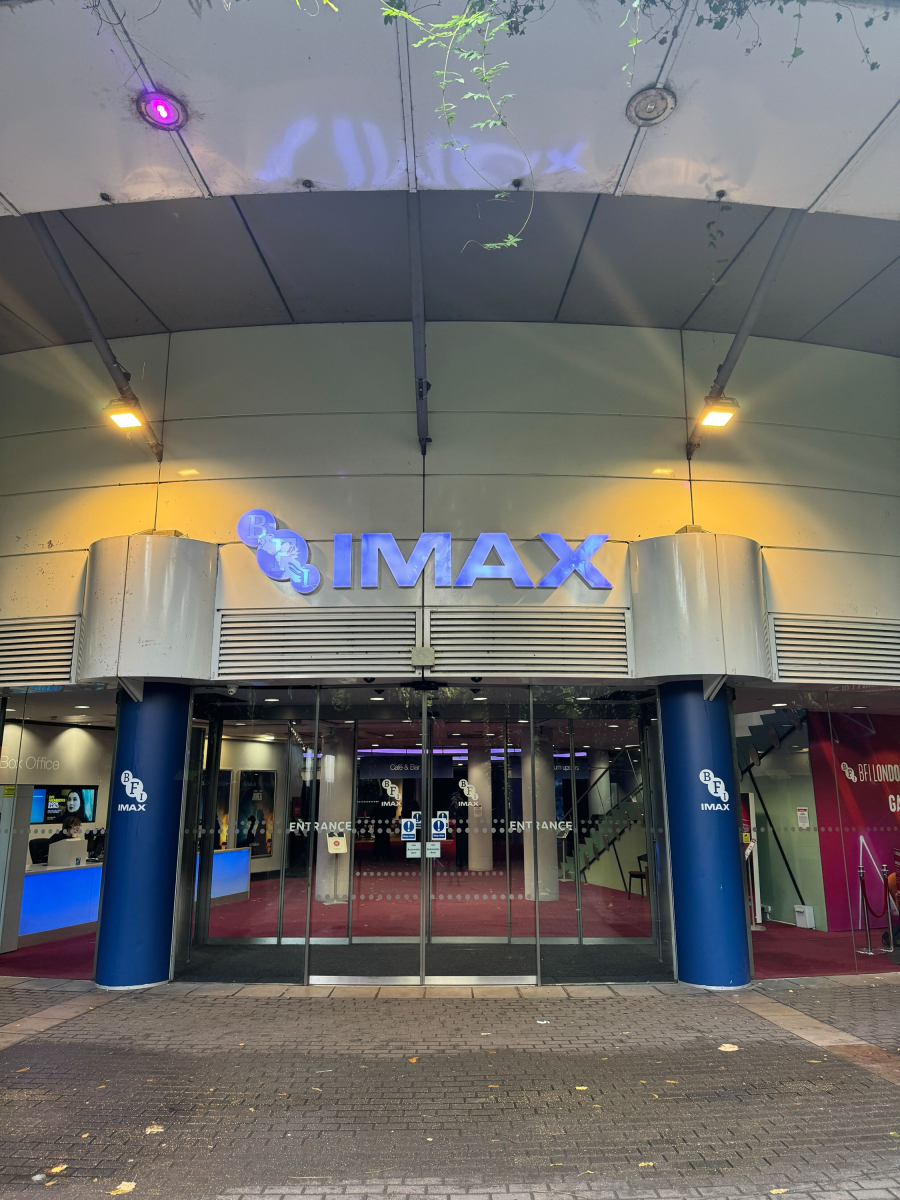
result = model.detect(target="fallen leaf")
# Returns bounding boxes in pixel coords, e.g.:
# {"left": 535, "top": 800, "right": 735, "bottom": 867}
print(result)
{"left": 81, "top": 1134, "right": 89, "bottom": 1138}
{"left": 480, "top": 1033, "right": 492, "bottom": 1036}
{"left": 311, "top": 1088, "right": 322, "bottom": 1092}
{"left": 651, "top": 1093, "right": 659, "bottom": 1098}
{"left": 592, "top": 1105, "right": 601, "bottom": 1108}
{"left": 48, "top": 1165, "right": 67, "bottom": 1174}
{"left": 488, "top": 1085, "right": 499, "bottom": 1088}
{"left": 108, "top": 1185, "right": 136, "bottom": 1196}
{"left": 638, "top": 1162, "right": 654, "bottom": 1167}
{"left": 45, "top": 1182, "right": 56, "bottom": 1187}
{"left": 408, "top": 1057, "right": 418, "bottom": 1063}
{"left": 144, "top": 1125, "right": 164, "bottom": 1135}
{"left": 665, "top": 1080, "right": 678, "bottom": 1083}
{"left": 97, "top": 1085, "right": 106, "bottom": 1089}
{"left": 575, "top": 1086, "right": 588, "bottom": 1090}
{"left": 890, "top": 1132, "right": 899, "bottom": 1137}
{"left": 718, "top": 1044, "right": 739, "bottom": 1052}
{"left": 807, "top": 1060, "right": 821, "bottom": 1063}
{"left": 770, "top": 1190, "right": 789, "bottom": 1195}
{"left": 16, "top": 1067, "right": 30, "bottom": 1073}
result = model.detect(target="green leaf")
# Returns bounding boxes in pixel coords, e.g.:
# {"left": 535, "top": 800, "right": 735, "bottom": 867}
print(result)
{"left": 864, "top": 15, "right": 874, "bottom": 25}
{"left": 628, "top": 36, "right": 642, "bottom": 46}
{"left": 791, "top": 45, "right": 804, "bottom": 56}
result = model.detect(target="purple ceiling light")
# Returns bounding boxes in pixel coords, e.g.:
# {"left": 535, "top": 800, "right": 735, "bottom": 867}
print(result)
{"left": 137, "top": 91, "right": 186, "bottom": 130}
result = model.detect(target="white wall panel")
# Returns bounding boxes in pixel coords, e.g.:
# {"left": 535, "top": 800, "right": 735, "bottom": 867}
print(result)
{"left": 164, "top": 325, "right": 412, "bottom": 420}
{"left": 425, "top": 475, "right": 693, "bottom": 543}
{"left": 0, "top": 428, "right": 159, "bottom": 497}
{"left": 427, "top": 324, "right": 685, "bottom": 416}
{"left": 158, "top": 413, "right": 420, "bottom": 483}
{"left": 79, "top": 536, "right": 128, "bottom": 682}
{"left": 763, "top": 548, "right": 900, "bottom": 621}
{"left": 427, "top": 411, "right": 686, "bottom": 479}
{"left": 692, "top": 481, "right": 900, "bottom": 557}
{"left": 154, "top": 476, "right": 424, "bottom": 545}
{"left": 0, "top": 486, "right": 158, "bottom": 557}
{"left": 0, "top": 335, "right": 169, "bottom": 437}
{"left": 688, "top": 422, "right": 899, "bottom": 497}
{"left": 0, "top": 552, "right": 86, "bottom": 621}
{"left": 682, "top": 332, "right": 900, "bottom": 438}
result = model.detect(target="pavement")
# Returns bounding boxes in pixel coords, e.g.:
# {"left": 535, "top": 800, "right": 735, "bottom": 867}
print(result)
{"left": 1, "top": 974, "right": 899, "bottom": 1200}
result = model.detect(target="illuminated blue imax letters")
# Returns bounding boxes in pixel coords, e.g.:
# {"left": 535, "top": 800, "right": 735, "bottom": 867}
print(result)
{"left": 237, "top": 510, "right": 612, "bottom": 593}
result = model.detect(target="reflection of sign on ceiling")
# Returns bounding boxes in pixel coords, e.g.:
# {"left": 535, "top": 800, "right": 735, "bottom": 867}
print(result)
{"left": 237, "top": 510, "right": 612, "bottom": 596}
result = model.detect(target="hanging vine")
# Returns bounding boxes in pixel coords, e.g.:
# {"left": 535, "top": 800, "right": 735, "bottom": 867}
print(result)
{"left": 384, "top": 0, "right": 536, "bottom": 249}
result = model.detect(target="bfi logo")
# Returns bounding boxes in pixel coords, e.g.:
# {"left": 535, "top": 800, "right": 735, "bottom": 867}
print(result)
{"left": 237, "top": 509, "right": 613, "bottom": 596}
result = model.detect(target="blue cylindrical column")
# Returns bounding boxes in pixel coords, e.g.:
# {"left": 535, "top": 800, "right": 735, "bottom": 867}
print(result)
{"left": 95, "top": 683, "right": 192, "bottom": 989}
{"left": 659, "top": 680, "right": 750, "bottom": 988}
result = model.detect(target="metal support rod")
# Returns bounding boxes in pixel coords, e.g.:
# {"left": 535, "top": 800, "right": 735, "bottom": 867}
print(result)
{"left": 528, "top": 687, "right": 542, "bottom": 986}
{"left": 407, "top": 191, "right": 431, "bottom": 456}
{"left": 302, "top": 688, "right": 321, "bottom": 987}
{"left": 687, "top": 208, "right": 804, "bottom": 460}
{"left": 194, "top": 712, "right": 222, "bottom": 946}
{"left": 882, "top": 865, "right": 895, "bottom": 954}
{"left": 25, "top": 212, "right": 164, "bottom": 462}
{"left": 708, "top": 209, "right": 805, "bottom": 399}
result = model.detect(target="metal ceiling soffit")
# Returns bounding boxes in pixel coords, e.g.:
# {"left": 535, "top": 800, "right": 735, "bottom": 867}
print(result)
{"left": 397, "top": 17, "right": 431, "bottom": 457}
{"left": 686, "top": 208, "right": 805, "bottom": 460}
{"left": 25, "top": 212, "right": 164, "bottom": 462}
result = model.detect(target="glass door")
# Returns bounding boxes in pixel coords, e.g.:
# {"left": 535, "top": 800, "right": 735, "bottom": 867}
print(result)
{"left": 185, "top": 685, "right": 671, "bottom": 986}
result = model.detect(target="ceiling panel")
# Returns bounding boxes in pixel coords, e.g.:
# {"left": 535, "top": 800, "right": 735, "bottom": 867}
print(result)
{"left": 624, "top": 3, "right": 900, "bottom": 210}
{"left": 801, "top": 257, "right": 900, "bottom": 357}
{"left": 64, "top": 197, "right": 292, "bottom": 331}
{"left": 711, "top": 211, "right": 900, "bottom": 341}
{"left": 0, "top": 0, "right": 202, "bottom": 214}
{"left": 420, "top": 191, "right": 595, "bottom": 322}
{"left": 406, "top": 3, "right": 668, "bottom": 194}
{"left": 558, "top": 194, "right": 775, "bottom": 328}
{"left": 815, "top": 104, "right": 900, "bottom": 222}
{"left": 102, "top": 0, "right": 408, "bottom": 197}
{"left": 237, "top": 192, "right": 410, "bottom": 322}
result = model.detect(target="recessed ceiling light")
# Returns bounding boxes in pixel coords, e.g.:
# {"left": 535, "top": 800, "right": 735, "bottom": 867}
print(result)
{"left": 608, "top": 724, "right": 619, "bottom": 729}
{"left": 460, "top": 743, "right": 468, "bottom": 746}
{"left": 260, "top": 734, "right": 274, "bottom": 741}
{"left": 264, "top": 698, "right": 280, "bottom": 703}
{"left": 460, "top": 719, "right": 471, "bottom": 724}
{"left": 384, "top": 733, "right": 394, "bottom": 738}
{"left": 371, "top": 696, "right": 385, "bottom": 701}
{"left": 452, "top": 733, "right": 461, "bottom": 737}
{"left": 74, "top": 705, "right": 90, "bottom": 709}
{"left": 518, "top": 719, "right": 528, "bottom": 724}
{"left": 344, "top": 719, "right": 354, "bottom": 724}
{"left": 576, "top": 696, "right": 591, "bottom": 701}
{"left": 473, "top": 697, "right": 487, "bottom": 702}
{"left": 137, "top": 89, "right": 187, "bottom": 130}
{"left": 234, "top": 722, "right": 246, "bottom": 726}
{"left": 772, "top": 703, "right": 788, "bottom": 708}
{"left": 852, "top": 705, "right": 868, "bottom": 710}
{"left": 371, "top": 743, "right": 379, "bottom": 748}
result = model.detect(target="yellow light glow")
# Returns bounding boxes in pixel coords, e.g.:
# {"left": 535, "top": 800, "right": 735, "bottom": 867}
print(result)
{"left": 177, "top": 468, "right": 199, "bottom": 477}
{"left": 652, "top": 467, "right": 674, "bottom": 476}
{"left": 700, "top": 410, "right": 734, "bottom": 427}
{"left": 109, "top": 411, "right": 143, "bottom": 429}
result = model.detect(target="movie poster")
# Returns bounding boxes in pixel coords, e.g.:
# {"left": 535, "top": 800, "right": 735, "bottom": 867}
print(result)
{"left": 33, "top": 785, "right": 96, "bottom": 824}
{"left": 236, "top": 770, "right": 276, "bottom": 858}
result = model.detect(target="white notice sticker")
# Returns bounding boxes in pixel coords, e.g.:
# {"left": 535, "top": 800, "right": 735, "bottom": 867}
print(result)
{"left": 425, "top": 841, "right": 441, "bottom": 859}
{"left": 797, "top": 807, "right": 810, "bottom": 829}
{"left": 406, "top": 842, "right": 422, "bottom": 859}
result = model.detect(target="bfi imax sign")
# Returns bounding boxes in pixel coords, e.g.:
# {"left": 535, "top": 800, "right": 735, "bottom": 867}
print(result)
{"left": 237, "top": 509, "right": 613, "bottom": 595}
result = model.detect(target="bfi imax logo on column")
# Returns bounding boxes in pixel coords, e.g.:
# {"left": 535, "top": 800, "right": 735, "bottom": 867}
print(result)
{"left": 237, "top": 509, "right": 614, "bottom": 594}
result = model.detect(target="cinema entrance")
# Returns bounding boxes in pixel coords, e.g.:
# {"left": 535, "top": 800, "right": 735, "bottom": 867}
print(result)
{"left": 179, "top": 685, "right": 672, "bottom": 985}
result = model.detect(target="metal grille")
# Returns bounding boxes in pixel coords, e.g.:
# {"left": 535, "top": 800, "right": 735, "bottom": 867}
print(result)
{"left": 0, "top": 617, "right": 77, "bottom": 685}
{"left": 773, "top": 615, "right": 900, "bottom": 684}
{"left": 217, "top": 608, "right": 419, "bottom": 679}
{"left": 429, "top": 607, "right": 630, "bottom": 678}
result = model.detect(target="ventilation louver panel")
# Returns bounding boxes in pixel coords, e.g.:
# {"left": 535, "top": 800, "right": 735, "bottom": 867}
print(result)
{"left": 0, "top": 617, "right": 77, "bottom": 685}
{"left": 217, "top": 608, "right": 419, "bottom": 679}
{"left": 430, "top": 607, "right": 629, "bottom": 678}
{"left": 773, "top": 616, "right": 900, "bottom": 684}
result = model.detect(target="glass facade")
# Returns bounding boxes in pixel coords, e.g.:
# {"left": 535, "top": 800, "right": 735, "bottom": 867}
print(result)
{"left": 1, "top": 682, "right": 897, "bottom": 984}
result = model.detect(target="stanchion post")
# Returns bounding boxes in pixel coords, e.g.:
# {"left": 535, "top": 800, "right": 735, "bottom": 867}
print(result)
{"left": 882, "top": 866, "right": 895, "bottom": 954}
{"left": 859, "top": 865, "right": 876, "bottom": 956}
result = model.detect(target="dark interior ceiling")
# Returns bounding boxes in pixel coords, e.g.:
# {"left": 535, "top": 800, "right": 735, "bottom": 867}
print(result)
{"left": 1, "top": 191, "right": 898, "bottom": 358}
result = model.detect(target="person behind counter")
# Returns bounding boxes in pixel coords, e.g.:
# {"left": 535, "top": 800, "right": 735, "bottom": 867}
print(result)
{"left": 47, "top": 814, "right": 82, "bottom": 846}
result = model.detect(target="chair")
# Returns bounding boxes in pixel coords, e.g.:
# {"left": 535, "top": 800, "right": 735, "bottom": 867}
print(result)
{"left": 29, "top": 838, "right": 50, "bottom": 865}
{"left": 628, "top": 852, "right": 648, "bottom": 898}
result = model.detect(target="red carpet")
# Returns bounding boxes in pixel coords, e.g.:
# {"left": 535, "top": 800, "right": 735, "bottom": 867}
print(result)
{"left": 751, "top": 920, "right": 900, "bottom": 978}
{"left": 0, "top": 933, "right": 96, "bottom": 980}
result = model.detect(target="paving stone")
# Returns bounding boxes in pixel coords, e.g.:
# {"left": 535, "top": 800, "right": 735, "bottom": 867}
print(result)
{"left": 517, "top": 986, "right": 568, "bottom": 999}
{"left": 473, "top": 987, "right": 519, "bottom": 999}
{"left": 426, "top": 987, "right": 473, "bottom": 999}
{"left": 379, "top": 987, "right": 426, "bottom": 999}
{"left": 562, "top": 987, "right": 615, "bottom": 999}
